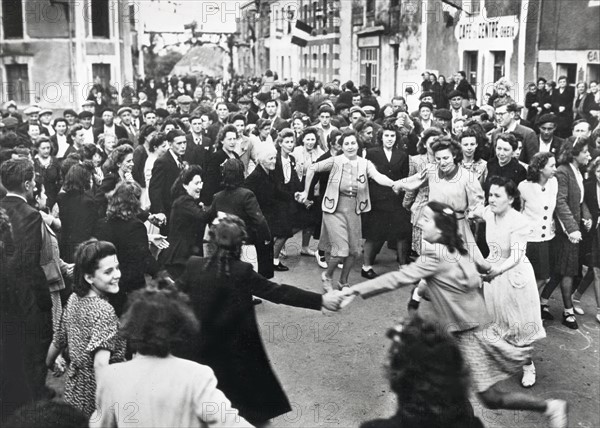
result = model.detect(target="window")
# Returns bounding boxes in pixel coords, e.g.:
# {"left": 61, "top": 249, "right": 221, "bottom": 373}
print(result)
{"left": 5, "top": 64, "right": 29, "bottom": 103}
{"left": 492, "top": 51, "right": 505, "bottom": 83}
{"left": 352, "top": 4, "right": 364, "bottom": 26}
{"left": 312, "top": 53, "right": 318, "bottom": 73}
{"left": 323, "top": 53, "right": 328, "bottom": 80}
{"left": 463, "top": 51, "right": 478, "bottom": 85}
{"left": 304, "top": 53, "right": 309, "bottom": 72}
{"left": 360, "top": 48, "right": 379, "bottom": 89}
{"left": 91, "top": 0, "right": 110, "bottom": 38}
{"left": 92, "top": 63, "right": 111, "bottom": 88}
{"left": 2, "top": 0, "right": 23, "bottom": 39}
{"left": 556, "top": 63, "right": 577, "bottom": 85}
{"left": 366, "top": 0, "right": 376, "bottom": 13}
{"left": 588, "top": 64, "right": 600, "bottom": 83}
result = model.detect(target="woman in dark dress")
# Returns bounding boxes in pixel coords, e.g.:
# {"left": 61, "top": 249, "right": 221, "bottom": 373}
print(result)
{"left": 57, "top": 164, "right": 98, "bottom": 263}
{"left": 94, "top": 181, "right": 160, "bottom": 315}
{"left": 176, "top": 215, "right": 342, "bottom": 426}
{"left": 33, "top": 137, "right": 61, "bottom": 212}
{"left": 244, "top": 143, "right": 293, "bottom": 272}
{"left": 202, "top": 124, "right": 240, "bottom": 204}
{"left": 159, "top": 165, "right": 211, "bottom": 279}
{"left": 361, "top": 123, "right": 411, "bottom": 278}
{"left": 95, "top": 144, "right": 134, "bottom": 217}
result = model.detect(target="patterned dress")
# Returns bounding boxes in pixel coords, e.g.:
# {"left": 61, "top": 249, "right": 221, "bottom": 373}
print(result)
{"left": 53, "top": 293, "right": 126, "bottom": 416}
{"left": 403, "top": 154, "right": 432, "bottom": 254}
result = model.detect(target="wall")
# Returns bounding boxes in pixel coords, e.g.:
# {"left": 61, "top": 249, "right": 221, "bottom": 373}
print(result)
{"left": 539, "top": 0, "right": 600, "bottom": 51}
{"left": 425, "top": 0, "right": 460, "bottom": 83}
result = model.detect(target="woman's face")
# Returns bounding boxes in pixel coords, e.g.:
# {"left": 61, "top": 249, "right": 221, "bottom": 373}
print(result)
{"left": 545, "top": 83, "right": 553, "bottom": 92}
{"left": 38, "top": 142, "right": 52, "bottom": 158}
{"left": 591, "top": 82, "right": 598, "bottom": 94}
{"left": 261, "top": 153, "right": 277, "bottom": 171}
{"left": 435, "top": 148, "right": 456, "bottom": 173}
{"left": 513, "top": 141, "right": 523, "bottom": 159}
{"left": 183, "top": 174, "right": 203, "bottom": 199}
{"left": 488, "top": 184, "right": 513, "bottom": 214}
{"left": 303, "top": 133, "right": 317, "bottom": 151}
{"left": 104, "top": 137, "right": 117, "bottom": 154}
{"left": 279, "top": 136, "right": 295, "bottom": 155}
{"left": 538, "top": 80, "right": 546, "bottom": 90}
{"left": 574, "top": 145, "right": 591, "bottom": 166}
{"left": 36, "top": 185, "right": 47, "bottom": 210}
{"left": 92, "top": 152, "right": 103, "bottom": 167}
{"left": 495, "top": 139, "right": 514, "bottom": 165}
{"left": 418, "top": 206, "right": 441, "bottom": 243}
{"left": 55, "top": 121, "right": 67, "bottom": 135}
{"left": 119, "top": 153, "right": 134, "bottom": 174}
{"left": 496, "top": 84, "right": 507, "bottom": 96}
{"left": 595, "top": 165, "right": 600, "bottom": 182}
{"left": 155, "top": 141, "right": 169, "bottom": 157}
{"left": 540, "top": 157, "right": 557, "bottom": 180}
{"left": 85, "top": 255, "right": 121, "bottom": 296}
{"left": 460, "top": 136, "right": 477, "bottom": 159}
{"left": 259, "top": 126, "right": 271, "bottom": 140}
{"left": 453, "top": 120, "right": 465, "bottom": 136}
{"left": 292, "top": 118, "right": 305, "bottom": 132}
{"left": 382, "top": 130, "right": 396, "bottom": 149}
{"left": 341, "top": 135, "right": 359, "bottom": 158}
{"left": 360, "top": 126, "right": 373, "bottom": 144}
{"left": 222, "top": 132, "right": 238, "bottom": 153}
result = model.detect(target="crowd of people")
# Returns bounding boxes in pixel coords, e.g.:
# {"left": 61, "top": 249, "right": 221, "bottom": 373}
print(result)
{"left": 1, "top": 68, "right": 600, "bottom": 427}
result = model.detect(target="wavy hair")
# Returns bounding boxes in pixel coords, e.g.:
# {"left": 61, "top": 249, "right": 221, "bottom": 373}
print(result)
{"left": 73, "top": 239, "right": 117, "bottom": 297}
{"left": 104, "top": 144, "right": 134, "bottom": 173}
{"left": 204, "top": 214, "right": 248, "bottom": 277}
{"left": 106, "top": 180, "right": 142, "bottom": 221}
{"left": 526, "top": 152, "right": 555, "bottom": 183}
{"left": 416, "top": 127, "right": 443, "bottom": 154}
{"left": 459, "top": 126, "right": 487, "bottom": 161}
{"left": 488, "top": 176, "right": 522, "bottom": 211}
{"left": 171, "top": 165, "right": 203, "bottom": 200}
{"left": 431, "top": 136, "right": 463, "bottom": 164}
{"left": 557, "top": 137, "right": 589, "bottom": 165}
{"left": 426, "top": 201, "right": 468, "bottom": 255}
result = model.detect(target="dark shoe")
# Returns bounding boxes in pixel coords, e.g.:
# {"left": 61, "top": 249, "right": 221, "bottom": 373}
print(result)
{"left": 273, "top": 262, "right": 289, "bottom": 272}
{"left": 562, "top": 313, "right": 578, "bottom": 329}
{"left": 541, "top": 305, "right": 554, "bottom": 321}
{"left": 361, "top": 268, "right": 377, "bottom": 279}
{"left": 252, "top": 298, "right": 262, "bottom": 305}
{"left": 407, "top": 286, "right": 421, "bottom": 311}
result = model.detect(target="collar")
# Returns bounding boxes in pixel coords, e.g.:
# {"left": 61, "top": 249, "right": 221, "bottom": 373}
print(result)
{"left": 506, "top": 121, "right": 518, "bottom": 133}
{"left": 169, "top": 150, "right": 181, "bottom": 162}
{"left": 5, "top": 193, "right": 28, "bottom": 203}
{"left": 104, "top": 124, "right": 115, "bottom": 129}
{"left": 437, "top": 164, "right": 460, "bottom": 180}
{"left": 540, "top": 136, "right": 552, "bottom": 145}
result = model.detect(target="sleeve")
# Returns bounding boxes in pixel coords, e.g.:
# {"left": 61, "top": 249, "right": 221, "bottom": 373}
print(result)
{"left": 352, "top": 244, "right": 442, "bottom": 298}
{"left": 132, "top": 221, "right": 160, "bottom": 277}
{"left": 243, "top": 191, "right": 271, "bottom": 241}
{"left": 555, "top": 168, "right": 579, "bottom": 234}
{"left": 21, "top": 209, "right": 51, "bottom": 312}
{"left": 194, "top": 367, "right": 253, "bottom": 427}
{"left": 179, "top": 198, "right": 211, "bottom": 223}
{"left": 465, "top": 172, "right": 485, "bottom": 216}
{"left": 86, "top": 303, "right": 122, "bottom": 355}
{"left": 52, "top": 294, "right": 72, "bottom": 349}
{"left": 308, "top": 156, "right": 335, "bottom": 174}
{"left": 148, "top": 161, "right": 165, "bottom": 213}
{"left": 402, "top": 156, "right": 418, "bottom": 208}
{"left": 247, "top": 268, "right": 322, "bottom": 310}
{"left": 366, "top": 160, "right": 394, "bottom": 186}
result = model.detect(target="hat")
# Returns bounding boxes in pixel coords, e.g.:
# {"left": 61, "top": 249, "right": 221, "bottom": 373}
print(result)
{"left": 255, "top": 92, "right": 270, "bottom": 103}
{"left": 418, "top": 102, "right": 434, "bottom": 112}
{"left": 362, "top": 105, "right": 376, "bottom": 113}
{"left": 39, "top": 108, "right": 53, "bottom": 117}
{"left": 63, "top": 109, "right": 78, "bottom": 117}
{"left": 117, "top": 106, "right": 132, "bottom": 116}
{"left": 130, "top": 103, "right": 141, "bottom": 110}
{"left": 434, "top": 109, "right": 451, "bottom": 121}
{"left": 177, "top": 95, "right": 193, "bottom": 104}
{"left": 23, "top": 106, "right": 41, "bottom": 115}
{"left": 4, "top": 100, "right": 17, "bottom": 109}
{"left": 238, "top": 95, "right": 252, "bottom": 104}
{"left": 82, "top": 100, "right": 95, "bottom": 107}
{"left": 448, "top": 90, "right": 463, "bottom": 99}
{"left": 140, "top": 101, "right": 153, "bottom": 108}
{"left": 318, "top": 104, "right": 335, "bottom": 115}
{"left": 419, "top": 91, "right": 434, "bottom": 100}
{"left": 2, "top": 117, "right": 19, "bottom": 128}
{"left": 349, "top": 106, "right": 366, "bottom": 116}
{"left": 537, "top": 113, "right": 557, "bottom": 125}
{"left": 78, "top": 111, "right": 94, "bottom": 119}
{"left": 155, "top": 108, "right": 170, "bottom": 118}
{"left": 335, "top": 102, "right": 350, "bottom": 112}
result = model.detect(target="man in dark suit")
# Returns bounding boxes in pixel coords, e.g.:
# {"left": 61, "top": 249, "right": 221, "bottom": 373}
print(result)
{"left": 489, "top": 103, "right": 537, "bottom": 163}
{"left": 262, "top": 99, "right": 289, "bottom": 132}
{"left": 522, "top": 113, "right": 565, "bottom": 162}
{"left": 0, "top": 159, "right": 53, "bottom": 404}
{"left": 93, "top": 108, "right": 128, "bottom": 143}
{"left": 238, "top": 95, "right": 259, "bottom": 125}
{"left": 149, "top": 129, "right": 187, "bottom": 230}
{"left": 185, "top": 115, "right": 212, "bottom": 169}
{"left": 448, "top": 90, "right": 474, "bottom": 122}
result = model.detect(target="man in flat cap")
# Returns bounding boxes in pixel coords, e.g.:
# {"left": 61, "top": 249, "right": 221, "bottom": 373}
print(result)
{"left": 237, "top": 95, "right": 259, "bottom": 125}
{"left": 3, "top": 100, "right": 22, "bottom": 123}
{"left": 39, "top": 108, "right": 55, "bottom": 136}
{"left": 94, "top": 108, "right": 128, "bottom": 143}
{"left": 63, "top": 109, "right": 78, "bottom": 127}
{"left": 177, "top": 95, "right": 193, "bottom": 114}
{"left": 118, "top": 106, "right": 138, "bottom": 145}
{"left": 433, "top": 108, "right": 452, "bottom": 134}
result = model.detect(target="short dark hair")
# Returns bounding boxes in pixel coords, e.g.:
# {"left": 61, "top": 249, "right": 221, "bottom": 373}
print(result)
{"left": 73, "top": 239, "right": 118, "bottom": 297}
{"left": 120, "top": 286, "right": 199, "bottom": 357}
{"left": 459, "top": 126, "right": 487, "bottom": 161}
{"left": 218, "top": 124, "right": 239, "bottom": 144}
{"left": 427, "top": 201, "right": 468, "bottom": 254}
{"left": 69, "top": 124, "right": 84, "bottom": 138}
{"left": 488, "top": 175, "right": 521, "bottom": 210}
{"left": 431, "top": 137, "right": 463, "bottom": 164}
{"left": 0, "top": 158, "right": 34, "bottom": 191}
{"left": 558, "top": 138, "right": 589, "bottom": 165}
{"left": 105, "top": 144, "right": 133, "bottom": 173}
{"left": 221, "top": 158, "right": 245, "bottom": 188}
{"left": 496, "top": 132, "right": 518, "bottom": 151}
{"left": 230, "top": 113, "right": 246, "bottom": 125}
{"left": 166, "top": 129, "right": 186, "bottom": 142}
{"left": 52, "top": 117, "right": 68, "bottom": 128}
{"left": 527, "top": 152, "right": 555, "bottom": 182}
{"left": 171, "top": 164, "right": 203, "bottom": 199}
{"left": 300, "top": 127, "right": 320, "bottom": 147}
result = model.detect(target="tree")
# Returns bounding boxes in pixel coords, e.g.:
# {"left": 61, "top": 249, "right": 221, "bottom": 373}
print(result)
{"left": 144, "top": 50, "right": 183, "bottom": 81}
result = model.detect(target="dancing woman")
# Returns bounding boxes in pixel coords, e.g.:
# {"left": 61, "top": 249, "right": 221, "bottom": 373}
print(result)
{"left": 339, "top": 202, "right": 567, "bottom": 428}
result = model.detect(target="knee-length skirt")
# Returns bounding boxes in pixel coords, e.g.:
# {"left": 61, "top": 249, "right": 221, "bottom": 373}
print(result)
{"left": 318, "top": 195, "right": 362, "bottom": 258}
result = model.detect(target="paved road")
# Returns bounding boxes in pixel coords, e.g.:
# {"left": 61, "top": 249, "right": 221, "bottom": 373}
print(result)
{"left": 48, "top": 234, "right": 600, "bottom": 427}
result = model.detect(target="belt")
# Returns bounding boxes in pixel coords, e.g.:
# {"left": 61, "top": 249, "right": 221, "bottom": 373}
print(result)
{"left": 340, "top": 193, "right": 357, "bottom": 198}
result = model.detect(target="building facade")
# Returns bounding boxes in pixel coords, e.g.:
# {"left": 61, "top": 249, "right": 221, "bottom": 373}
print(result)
{"left": 0, "top": 0, "right": 134, "bottom": 109}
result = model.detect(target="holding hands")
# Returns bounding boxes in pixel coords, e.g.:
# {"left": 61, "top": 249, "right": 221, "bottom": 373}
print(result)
{"left": 321, "top": 288, "right": 358, "bottom": 312}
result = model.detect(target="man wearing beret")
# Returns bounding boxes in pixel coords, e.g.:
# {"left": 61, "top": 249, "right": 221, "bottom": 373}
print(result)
{"left": 78, "top": 111, "right": 96, "bottom": 146}
{"left": 523, "top": 113, "right": 565, "bottom": 162}
{"left": 448, "top": 90, "right": 473, "bottom": 121}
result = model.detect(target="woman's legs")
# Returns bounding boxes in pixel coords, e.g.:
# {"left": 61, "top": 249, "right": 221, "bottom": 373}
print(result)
{"left": 339, "top": 254, "right": 357, "bottom": 286}
{"left": 301, "top": 229, "right": 312, "bottom": 250}
{"left": 478, "top": 384, "right": 547, "bottom": 411}
{"left": 363, "top": 240, "right": 384, "bottom": 272}
{"left": 396, "top": 239, "right": 409, "bottom": 266}
{"left": 273, "top": 237, "right": 287, "bottom": 265}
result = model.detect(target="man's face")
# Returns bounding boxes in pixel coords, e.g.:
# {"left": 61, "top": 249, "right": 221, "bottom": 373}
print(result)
{"left": 350, "top": 112, "right": 363, "bottom": 125}
{"left": 102, "top": 112, "right": 114, "bottom": 126}
{"left": 573, "top": 122, "right": 591, "bottom": 139}
{"left": 200, "top": 115, "right": 211, "bottom": 130}
{"left": 558, "top": 78, "right": 567, "bottom": 89}
{"left": 392, "top": 99, "right": 405, "bottom": 112}
{"left": 319, "top": 112, "right": 331, "bottom": 127}
{"left": 352, "top": 95, "right": 361, "bottom": 106}
{"left": 80, "top": 117, "right": 92, "bottom": 129}
{"left": 193, "top": 87, "right": 202, "bottom": 99}
{"left": 539, "top": 122, "right": 556, "bottom": 142}
{"left": 166, "top": 104, "right": 176, "bottom": 115}
{"left": 419, "top": 107, "right": 432, "bottom": 121}
{"left": 145, "top": 113, "right": 156, "bottom": 126}
{"left": 538, "top": 80, "right": 546, "bottom": 90}
{"left": 265, "top": 102, "right": 277, "bottom": 117}
{"left": 233, "top": 120, "right": 245, "bottom": 135}
{"left": 27, "top": 113, "right": 39, "bottom": 123}
{"left": 179, "top": 103, "right": 191, "bottom": 113}
{"left": 180, "top": 117, "right": 190, "bottom": 127}
{"left": 191, "top": 118, "right": 202, "bottom": 134}
{"left": 120, "top": 112, "right": 132, "bottom": 125}
{"left": 131, "top": 108, "right": 140, "bottom": 118}
{"left": 74, "top": 129, "right": 86, "bottom": 145}
{"left": 170, "top": 135, "right": 187, "bottom": 156}
{"left": 270, "top": 89, "right": 281, "bottom": 100}
{"left": 55, "top": 121, "right": 67, "bottom": 135}
{"left": 216, "top": 104, "right": 229, "bottom": 121}
{"left": 39, "top": 113, "right": 52, "bottom": 125}
{"left": 422, "top": 96, "right": 434, "bottom": 104}
{"left": 239, "top": 102, "right": 250, "bottom": 112}
{"left": 495, "top": 106, "right": 514, "bottom": 128}
{"left": 423, "top": 72, "right": 430, "bottom": 81}
{"left": 82, "top": 104, "right": 94, "bottom": 113}
{"left": 450, "top": 96, "right": 462, "bottom": 110}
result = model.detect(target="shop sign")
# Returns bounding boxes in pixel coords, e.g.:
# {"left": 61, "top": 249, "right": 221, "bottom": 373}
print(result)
{"left": 455, "top": 15, "right": 519, "bottom": 41}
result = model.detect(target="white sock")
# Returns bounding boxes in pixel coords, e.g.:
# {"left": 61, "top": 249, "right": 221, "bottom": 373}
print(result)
{"left": 412, "top": 288, "right": 422, "bottom": 302}
{"left": 273, "top": 258, "right": 280, "bottom": 265}
{"left": 564, "top": 308, "right": 574, "bottom": 315}
{"left": 362, "top": 265, "right": 372, "bottom": 271}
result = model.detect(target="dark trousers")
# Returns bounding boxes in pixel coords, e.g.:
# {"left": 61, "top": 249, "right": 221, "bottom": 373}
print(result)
{"left": 255, "top": 240, "right": 274, "bottom": 279}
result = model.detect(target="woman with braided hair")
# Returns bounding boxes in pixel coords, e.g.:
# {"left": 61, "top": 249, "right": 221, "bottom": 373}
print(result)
{"left": 176, "top": 214, "right": 343, "bottom": 426}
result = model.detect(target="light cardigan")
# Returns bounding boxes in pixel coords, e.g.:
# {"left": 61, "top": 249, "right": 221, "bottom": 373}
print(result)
{"left": 309, "top": 154, "right": 393, "bottom": 214}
